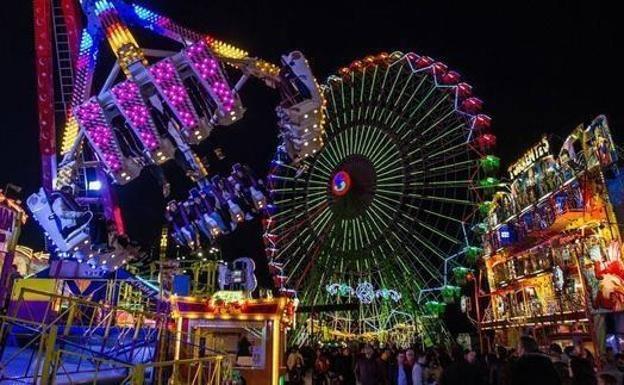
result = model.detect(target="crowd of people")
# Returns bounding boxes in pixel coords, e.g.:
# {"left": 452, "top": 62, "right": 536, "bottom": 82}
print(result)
{"left": 285, "top": 336, "right": 624, "bottom": 385}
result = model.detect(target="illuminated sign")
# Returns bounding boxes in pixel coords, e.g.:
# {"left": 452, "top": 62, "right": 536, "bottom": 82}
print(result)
{"left": 507, "top": 136, "right": 550, "bottom": 179}
{"left": 211, "top": 290, "right": 246, "bottom": 303}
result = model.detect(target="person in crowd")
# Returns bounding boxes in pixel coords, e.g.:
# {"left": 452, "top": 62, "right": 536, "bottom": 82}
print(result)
{"left": 377, "top": 348, "right": 392, "bottom": 385}
{"left": 498, "top": 345, "right": 514, "bottom": 385}
{"left": 570, "top": 354, "right": 597, "bottom": 385}
{"left": 549, "top": 343, "right": 571, "bottom": 385}
{"left": 598, "top": 347, "right": 623, "bottom": 385}
{"left": 313, "top": 348, "right": 331, "bottom": 385}
{"left": 424, "top": 352, "right": 443, "bottom": 385}
{"left": 573, "top": 341, "right": 595, "bottom": 369}
{"left": 439, "top": 346, "right": 480, "bottom": 385}
{"left": 390, "top": 350, "right": 413, "bottom": 385}
{"left": 510, "top": 336, "right": 561, "bottom": 385}
{"left": 406, "top": 349, "right": 416, "bottom": 368}
{"left": 354, "top": 345, "right": 383, "bottom": 385}
{"left": 597, "top": 373, "right": 617, "bottom": 385}
{"left": 286, "top": 347, "right": 305, "bottom": 385}
{"left": 336, "top": 347, "right": 356, "bottom": 385}
{"left": 412, "top": 351, "right": 427, "bottom": 385}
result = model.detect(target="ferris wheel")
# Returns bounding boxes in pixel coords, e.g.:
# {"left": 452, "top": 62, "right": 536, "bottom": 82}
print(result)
{"left": 265, "top": 51, "right": 496, "bottom": 341}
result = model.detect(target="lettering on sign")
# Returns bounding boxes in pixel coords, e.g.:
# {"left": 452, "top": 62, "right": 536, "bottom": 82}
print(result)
{"left": 508, "top": 136, "right": 550, "bottom": 179}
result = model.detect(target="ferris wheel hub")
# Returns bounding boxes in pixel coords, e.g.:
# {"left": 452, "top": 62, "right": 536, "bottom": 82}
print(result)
{"left": 331, "top": 171, "right": 351, "bottom": 196}
{"left": 329, "top": 155, "right": 377, "bottom": 220}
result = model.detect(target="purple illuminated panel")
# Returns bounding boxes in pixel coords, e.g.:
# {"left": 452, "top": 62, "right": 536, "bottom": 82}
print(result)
{"left": 75, "top": 99, "right": 124, "bottom": 171}
{"left": 111, "top": 80, "right": 172, "bottom": 164}
{"left": 148, "top": 58, "right": 199, "bottom": 133}
{"left": 75, "top": 98, "right": 139, "bottom": 183}
{"left": 185, "top": 40, "right": 241, "bottom": 119}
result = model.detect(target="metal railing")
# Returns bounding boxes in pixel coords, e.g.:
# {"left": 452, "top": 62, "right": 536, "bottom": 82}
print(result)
{"left": 0, "top": 287, "right": 232, "bottom": 384}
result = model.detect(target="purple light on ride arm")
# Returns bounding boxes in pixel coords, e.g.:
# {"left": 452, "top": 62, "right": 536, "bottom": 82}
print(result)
{"left": 111, "top": 81, "right": 159, "bottom": 150}
{"left": 185, "top": 40, "right": 237, "bottom": 113}
{"left": 74, "top": 98, "right": 124, "bottom": 172}
{"left": 148, "top": 58, "right": 198, "bottom": 127}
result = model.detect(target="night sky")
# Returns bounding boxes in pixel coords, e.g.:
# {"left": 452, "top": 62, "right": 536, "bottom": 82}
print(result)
{"left": 0, "top": 0, "right": 621, "bottom": 253}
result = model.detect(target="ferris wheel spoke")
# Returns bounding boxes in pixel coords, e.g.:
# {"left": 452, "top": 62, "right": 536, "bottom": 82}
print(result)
{"left": 406, "top": 213, "right": 463, "bottom": 246}
{"left": 366, "top": 130, "right": 395, "bottom": 164}
{"left": 370, "top": 66, "right": 392, "bottom": 122}
{"left": 375, "top": 160, "right": 405, "bottom": 179}
{"left": 368, "top": 199, "right": 398, "bottom": 222}
{"left": 394, "top": 218, "right": 447, "bottom": 260}
{"left": 329, "top": 86, "right": 342, "bottom": 130}
{"left": 427, "top": 141, "right": 470, "bottom": 160}
{"left": 411, "top": 205, "right": 466, "bottom": 224}
{"left": 349, "top": 73, "right": 356, "bottom": 124}
{"left": 337, "top": 129, "right": 350, "bottom": 159}
{"left": 279, "top": 232, "right": 313, "bottom": 262}
{"left": 357, "top": 69, "right": 367, "bottom": 121}
{"left": 373, "top": 192, "right": 402, "bottom": 210}
{"left": 310, "top": 206, "right": 335, "bottom": 236}
{"left": 419, "top": 108, "right": 459, "bottom": 139}
{"left": 393, "top": 231, "right": 446, "bottom": 280}
{"left": 388, "top": 233, "right": 440, "bottom": 281}
{"left": 376, "top": 173, "right": 404, "bottom": 184}
{"left": 407, "top": 122, "right": 464, "bottom": 159}
{"left": 378, "top": 63, "right": 406, "bottom": 121}
{"left": 383, "top": 72, "right": 415, "bottom": 125}
{"left": 376, "top": 164, "right": 404, "bottom": 180}
{"left": 364, "top": 66, "right": 379, "bottom": 121}
{"left": 412, "top": 94, "right": 452, "bottom": 132}
{"left": 397, "top": 82, "right": 438, "bottom": 130}
{"left": 317, "top": 152, "right": 340, "bottom": 175}
{"left": 409, "top": 179, "right": 473, "bottom": 189}
{"left": 407, "top": 193, "right": 474, "bottom": 206}
{"left": 351, "top": 124, "right": 368, "bottom": 154}
{"left": 366, "top": 132, "right": 397, "bottom": 163}
{"left": 340, "top": 81, "right": 348, "bottom": 127}
{"left": 358, "top": 124, "right": 381, "bottom": 157}
{"left": 362, "top": 210, "right": 387, "bottom": 241}
{"left": 354, "top": 217, "right": 369, "bottom": 251}
{"left": 395, "top": 75, "right": 428, "bottom": 116}
{"left": 369, "top": 144, "right": 401, "bottom": 172}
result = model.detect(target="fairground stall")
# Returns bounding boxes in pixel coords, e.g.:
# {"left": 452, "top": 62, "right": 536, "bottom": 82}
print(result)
{"left": 477, "top": 115, "right": 624, "bottom": 355}
{"left": 170, "top": 292, "right": 296, "bottom": 385}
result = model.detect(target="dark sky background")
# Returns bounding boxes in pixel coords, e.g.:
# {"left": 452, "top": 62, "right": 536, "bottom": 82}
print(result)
{"left": 0, "top": 0, "right": 621, "bottom": 253}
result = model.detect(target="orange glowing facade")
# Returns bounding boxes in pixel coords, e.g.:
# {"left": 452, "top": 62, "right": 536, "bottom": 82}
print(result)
{"left": 477, "top": 115, "right": 624, "bottom": 353}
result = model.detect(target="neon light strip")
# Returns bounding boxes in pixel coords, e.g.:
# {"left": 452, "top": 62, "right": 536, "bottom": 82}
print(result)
{"left": 128, "top": 3, "right": 248, "bottom": 59}
{"left": 148, "top": 58, "right": 199, "bottom": 129}
{"left": 61, "top": 29, "right": 100, "bottom": 154}
{"left": 94, "top": 0, "right": 145, "bottom": 70}
{"left": 185, "top": 40, "right": 239, "bottom": 114}
{"left": 111, "top": 81, "right": 160, "bottom": 151}
{"left": 74, "top": 98, "right": 124, "bottom": 172}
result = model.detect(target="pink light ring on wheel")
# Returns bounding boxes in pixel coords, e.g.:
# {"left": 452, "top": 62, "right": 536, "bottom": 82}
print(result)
{"left": 404, "top": 52, "right": 490, "bottom": 151}
{"left": 111, "top": 80, "right": 160, "bottom": 151}
{"left": 148, "top": 58, "right": 199, "bottom": 129}
{"left": 74, "top": 98, "right": 124, "bottom": 173}
{"left": 184, "top": 40, "right": 239, "bottom": 115}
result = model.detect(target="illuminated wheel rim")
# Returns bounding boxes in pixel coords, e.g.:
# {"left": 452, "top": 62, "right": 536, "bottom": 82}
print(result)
{"left": 266, "top": 51, "right": 488, "bottom": 340}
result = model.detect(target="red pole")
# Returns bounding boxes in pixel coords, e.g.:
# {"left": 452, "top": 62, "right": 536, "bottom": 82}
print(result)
{"left": 33, "top": 0, "right": 56, "bottom": 191}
